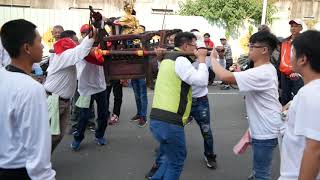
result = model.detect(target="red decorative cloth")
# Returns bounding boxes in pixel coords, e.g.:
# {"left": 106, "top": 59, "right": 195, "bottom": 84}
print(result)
{"left": 84, "top": 47, "right": 104, "bottom": 66}
{"left": 53, "top": 38, "right": 77, "bottom": 55}
{"left": 84, "top": 41, "right": 112, "bottom": 66}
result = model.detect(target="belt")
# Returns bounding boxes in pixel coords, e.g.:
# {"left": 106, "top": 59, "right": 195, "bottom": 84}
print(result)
{"left": 46, "top": 91, "right": 70, "bottom": 102}
{"left": 192, "top": 95, "right": 208, "bottom": 101}
{"left": 0, "top": 167, "right": 31, "bottom": 180}
{"left": 0, "top": 167, "right": 27, "bottom": 172}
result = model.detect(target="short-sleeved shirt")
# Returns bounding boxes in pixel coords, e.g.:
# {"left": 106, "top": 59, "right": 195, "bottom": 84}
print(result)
{"left": 234, "top": 63, "right": 284, "bottom": 140}
{"left": 279, "top": 79, "right": 320, "bottom": 180}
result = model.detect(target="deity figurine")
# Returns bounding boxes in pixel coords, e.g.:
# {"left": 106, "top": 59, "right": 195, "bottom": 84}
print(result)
{"left": 115, "top": 1, "right": 144, "bottom": 35}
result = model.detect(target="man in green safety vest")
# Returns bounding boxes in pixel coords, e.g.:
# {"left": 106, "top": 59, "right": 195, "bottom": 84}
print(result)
{"left": 149, "top": 32, "right": 209, "bottom": 180}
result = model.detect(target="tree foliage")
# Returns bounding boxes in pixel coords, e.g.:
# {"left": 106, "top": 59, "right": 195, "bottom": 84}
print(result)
{"left": 178, "top": 0, "right": 277, "bottom": 37}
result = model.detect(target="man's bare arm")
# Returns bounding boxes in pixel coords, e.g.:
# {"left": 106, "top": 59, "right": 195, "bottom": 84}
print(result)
{"left": 299, "top": 138, "right": 320, "bottom": 180}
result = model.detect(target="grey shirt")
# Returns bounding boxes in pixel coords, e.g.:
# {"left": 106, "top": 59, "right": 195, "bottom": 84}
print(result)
{"left": 224, "top": 44, "right": 233, "bottom": 60}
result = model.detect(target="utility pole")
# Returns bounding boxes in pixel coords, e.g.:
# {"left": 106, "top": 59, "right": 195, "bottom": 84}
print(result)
{"left": 261, "top": 0, "right": 268, "bottom": 25}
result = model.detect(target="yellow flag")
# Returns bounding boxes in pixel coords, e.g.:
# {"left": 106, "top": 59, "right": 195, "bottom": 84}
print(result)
{"left": 42, "top": 27, "right": 55, "bottom": 48}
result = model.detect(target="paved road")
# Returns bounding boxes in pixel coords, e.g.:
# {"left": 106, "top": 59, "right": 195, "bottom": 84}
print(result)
{"left": 52, "top": 86, "right": 280, "bottom": 180}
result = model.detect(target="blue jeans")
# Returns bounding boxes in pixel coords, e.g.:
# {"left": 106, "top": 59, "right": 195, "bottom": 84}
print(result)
{"left": 131, "top": 79, "right": 148, "bottom": 118}
{"left": 190, "top": 96, "right": 215, "bottom": 157}
{"left": 74, "top": 90, "right": 109, "bottom": 142}
{"left": 252, "top": 138, "right": 278, "bottom": 180}
{"left": 150, "top": 119, "right": 187, "bottom": 180}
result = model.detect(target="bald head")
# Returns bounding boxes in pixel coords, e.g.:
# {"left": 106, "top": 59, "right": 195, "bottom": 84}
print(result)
{"left": 258, "top": 24, "right": 270, "bottom": 33}
{"left": 52, "top": 25, "right": 64, "bottom": 41}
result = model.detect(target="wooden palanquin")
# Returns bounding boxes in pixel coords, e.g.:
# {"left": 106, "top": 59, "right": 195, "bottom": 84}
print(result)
{"left": 102, "top": 29, "right": 181, "bottom": 86}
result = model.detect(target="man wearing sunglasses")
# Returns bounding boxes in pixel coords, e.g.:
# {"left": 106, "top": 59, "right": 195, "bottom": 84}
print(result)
{"left": 149, "top": 32, "right": 208, "bottom": 179}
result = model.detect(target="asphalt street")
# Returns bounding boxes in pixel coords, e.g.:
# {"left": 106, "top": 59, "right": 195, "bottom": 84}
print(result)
{"left": 52, "top": 85, "right": 280, "bottom": 180}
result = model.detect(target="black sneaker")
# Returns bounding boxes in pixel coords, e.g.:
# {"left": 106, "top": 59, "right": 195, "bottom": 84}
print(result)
{"left": 186, "top": 116, "right": 194, "bottom": 125}
{"left": 87, "top": 121, "right": 96, "bottom": 132}
{"left": 138, "top": 117, "right": 147, "bottom": 128}
{"left": 204, "top": 154, "right": 217, "bottom": 169}
{"left": 145, "top": 165, "right": 158, "bottom": 179}
{"left": 68, "top": 124, "right": 78, "bottom": 135}
{"left": 130, "top": 114, "right": 140, "bottom": 122}
{"left": 220, "top": 85, "right": 230, "bottom": 90}
{"left": 247, "top": 173, "right": 255, "bottom": 180}
{"left": 69, "top": 127, "right": 77, "bottom": 135}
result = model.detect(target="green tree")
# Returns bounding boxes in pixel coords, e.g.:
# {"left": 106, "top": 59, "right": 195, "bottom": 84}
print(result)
{"left": 178, "top": 0, "right": 277, "bottom": 37}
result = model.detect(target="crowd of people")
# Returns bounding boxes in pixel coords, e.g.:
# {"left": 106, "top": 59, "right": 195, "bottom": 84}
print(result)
{"left": 0, "top": 13, "right": 320, "bottom": 180}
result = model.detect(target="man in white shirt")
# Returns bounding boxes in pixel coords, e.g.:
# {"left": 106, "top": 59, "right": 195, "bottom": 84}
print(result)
{"left": 189, "top": 55, "right": 217, "bottom": 169}
{"left": 0, "top": 19, "right": 55, "bottom": 180}
{"left": 210, "top": 31, "right": 284, "bottom": 180}
{"left": 216, "top": 46, "right": 226, "bottom": 69}
{"left": 149, "top": 32, "right": 208, "bottom": 179}
{"left": 71, "top": 28, "right": 109, "bottom": 150}
{"left": 279, "top": 30, "right": 320, "bottom": 180}
{"left": 44, "top": 29, "right": 96, "bottom": 152}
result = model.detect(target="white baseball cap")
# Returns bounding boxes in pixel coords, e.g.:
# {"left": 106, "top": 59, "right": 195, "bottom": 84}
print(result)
{"left": 289, "top": 19, "right": 303, "bottom": 26}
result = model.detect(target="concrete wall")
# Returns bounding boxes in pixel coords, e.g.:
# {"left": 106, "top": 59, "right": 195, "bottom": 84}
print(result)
{"left": 0, "top": 0, "right": 184, "bottom": 12}
{"left": 289, "top": 0, "right": 320, "bottom": 19}
{"left": 270, "top": 0, "right": 320, "bottom": 38}
{"left": 0, "top": 0, "right": 319, "bottom": 58}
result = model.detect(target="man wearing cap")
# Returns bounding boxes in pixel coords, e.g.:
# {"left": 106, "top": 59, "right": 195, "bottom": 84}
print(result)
{"left": 220, "top": 37, "right": 232, "bottom": 68}
{"left": 220, "top": 37, "right": 233, "bottom": 90}
{"left": 279, "top": 19, "right": 304, "bottom": 106}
